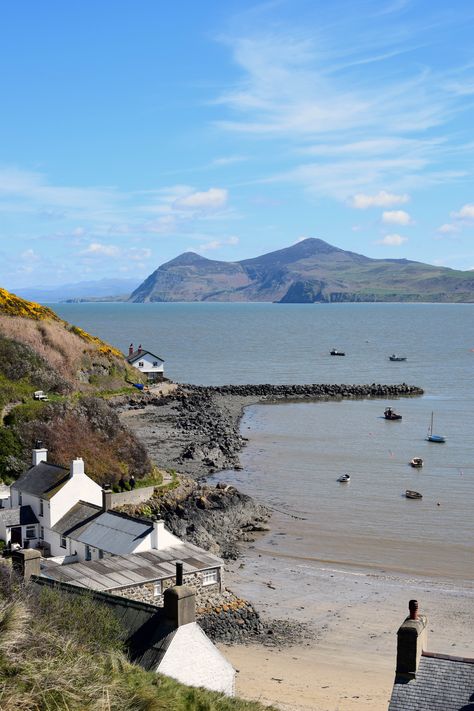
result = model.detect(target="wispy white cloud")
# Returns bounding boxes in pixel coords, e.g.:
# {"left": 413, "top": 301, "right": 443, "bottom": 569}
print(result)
{"left": 198, "top": 235, "right": 239, "bottom": 252}
{"left": 382, "top": 210, "right": 412, "bottom": 225}
{"left": 437, "top": 223, "right": 459, "bottom": 234}
{"left": 351, "top": 190, "right": 410, "bottom": 209}
{"left": 376, "top": 233, "right": 408, "bottom": 245}
{"left": 452, "top": 203, "right": 474, "bottom": 219}
{"left": 175, "top": 187, "right": 228, "bottom": 210}
{"left": 213, "top": 22, "right": 473, "bottom": 200}
{"left": 211, "top": 155, "right": 248, "bottom": 166}
{"left": 81, "top": 242, "right": 121, "bottom": 257}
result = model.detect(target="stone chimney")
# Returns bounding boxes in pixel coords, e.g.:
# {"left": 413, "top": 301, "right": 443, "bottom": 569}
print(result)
{"left": 151, "top": 517, "right": 165, "bottom": 549}
{"left": 137, "top": 343, "right": 142, "bottom": 354}
{"left": 395, "top": 600, "right": 428, "bottom": 679}
{"left": 70, "top": 457, "right": 85, "bottom": 478}
{"left": 163, "top": 568, "right": 195, "bottom": 628}
{"left": 32, "top": 441, "right": 48, "bottom": 466}
{"left": 102, "top": 486, "right": 112, "bottom": 512}
{"left": 128, "top": 343, "right": 134, "bottom": 356}
{"left": 11, "top": 549, "right": 41, "bottom": 582}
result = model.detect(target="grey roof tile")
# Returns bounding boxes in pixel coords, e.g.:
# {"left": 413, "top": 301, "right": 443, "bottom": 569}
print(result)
{"left": 11, "top": 461, "right": 69, "bottom": 499}
{"left": 0, "top": 505, "right": 38, "bottom": 527}
{"left": 389, "top": 653, "right": 474, "bottom": 711}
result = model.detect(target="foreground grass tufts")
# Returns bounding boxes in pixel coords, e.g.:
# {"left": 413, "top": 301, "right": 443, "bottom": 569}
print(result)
{"left": 0, "top": 565, "right": 275, "bottom": 711}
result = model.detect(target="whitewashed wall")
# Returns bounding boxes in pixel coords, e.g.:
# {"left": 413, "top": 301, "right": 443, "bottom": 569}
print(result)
{"left": 157, "top": 622, "right": 235, "bottom": 696}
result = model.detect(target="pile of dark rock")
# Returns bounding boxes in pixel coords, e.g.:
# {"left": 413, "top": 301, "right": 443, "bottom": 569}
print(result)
{"left": 189, "top": 382, "right": 423, "bottom": 399}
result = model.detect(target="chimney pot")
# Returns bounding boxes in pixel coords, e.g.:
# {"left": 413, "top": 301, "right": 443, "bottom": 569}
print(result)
{"left": 409, "top": 599, "right": 419, "bottom": 620}
{"left": 176, "top": 561, "right": 183, "bottom": 586}
{"left": 128, "top": 343, "right": 134, "bottom": 356}
{"left": 138, "top": 344, "right": 142, "bottom": 353}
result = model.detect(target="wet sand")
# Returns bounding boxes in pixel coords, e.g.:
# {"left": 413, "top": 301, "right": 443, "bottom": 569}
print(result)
{"left": 219, "top": 553, "right": 474, "bottom": 711}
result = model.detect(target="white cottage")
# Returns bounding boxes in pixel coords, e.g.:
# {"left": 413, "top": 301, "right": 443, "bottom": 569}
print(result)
{"left": 126, "top": 343, "right": 164, "bottom": 382}
{"left": 2, "top": 444, "right": 103, "bottom": 555}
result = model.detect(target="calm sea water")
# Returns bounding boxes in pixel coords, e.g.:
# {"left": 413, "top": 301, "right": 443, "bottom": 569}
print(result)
{"left": 54, "top": 303, "right": 474, "bottom": 579}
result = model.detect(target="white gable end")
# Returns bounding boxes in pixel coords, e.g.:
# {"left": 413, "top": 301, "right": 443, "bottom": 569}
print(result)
{"left": 157, "top": 622, "right": 235, "bottom": 696}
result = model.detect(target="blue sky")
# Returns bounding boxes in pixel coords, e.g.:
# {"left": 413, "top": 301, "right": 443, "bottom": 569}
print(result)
{"left": 1, "top": 0, "right": 474, "bottom": 288}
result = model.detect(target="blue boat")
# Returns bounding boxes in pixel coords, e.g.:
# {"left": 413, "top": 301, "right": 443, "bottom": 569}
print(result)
{"left": 426, "top": 412, "right": 445, "bottom": 443}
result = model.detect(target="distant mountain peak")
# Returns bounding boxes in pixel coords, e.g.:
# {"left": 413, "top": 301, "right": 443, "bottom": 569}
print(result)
{"left": 128, "top": 238, "right": 474, "bottom": 304}
{"left": 161, "top": 252, "right": 218, "bottom": 268}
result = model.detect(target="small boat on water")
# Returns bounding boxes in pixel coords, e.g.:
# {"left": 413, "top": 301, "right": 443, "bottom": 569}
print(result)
{"left": 337, "top": 474, "right": 351, "bottom": 483}
{"left": 426, "top": 411, "right": 445, "bottom": 443}
{"left": 330, "top": 349, "right": 345, "bottom": 356}
{"left": 406, "top": 490, "right": 423, "bottom": 499}
{"left": 384, "top": 407, "right": 402, "bottom": 420}
{"left": 410, "top": 457, "right": 424, "bottom": 468}
{"left": 389, "top": 354, "right": 407, "bottom": 361}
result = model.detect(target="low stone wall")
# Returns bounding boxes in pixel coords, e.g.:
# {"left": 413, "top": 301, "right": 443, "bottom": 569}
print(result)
{"left": 110, "top": 486, "right": 156, "bottom": 507}
{"left": 111, "top": 570, "right": 221, "bottom": 608}
{"left": 197, "top": 595, "right": 263, "bottom": 642}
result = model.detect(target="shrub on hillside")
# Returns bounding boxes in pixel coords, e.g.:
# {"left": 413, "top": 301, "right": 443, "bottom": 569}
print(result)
{"left": 13, "top": 398, "right": 151, "bottom": 485}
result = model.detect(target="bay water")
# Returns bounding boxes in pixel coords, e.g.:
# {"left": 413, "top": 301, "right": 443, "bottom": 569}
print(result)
{"left": 54, "top": 302, "right": 474, "bottom": 580}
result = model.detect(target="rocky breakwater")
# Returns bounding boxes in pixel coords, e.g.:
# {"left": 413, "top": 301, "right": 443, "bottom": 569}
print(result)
{"left": 116, "top": 382, "right": 423, "bottom": 480}
{"left": 190, "top": 382, "right": 423, "bottom": 400}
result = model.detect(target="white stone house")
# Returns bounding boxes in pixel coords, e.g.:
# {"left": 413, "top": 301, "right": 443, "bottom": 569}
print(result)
{"left": 126, "top": 343, "right": 164, "bottom": 382}
{"left": 1, "top": 444, "right": 224, "bottom": 601}
{"left": 2, "top": 446, "right": 102, "bottom": 554}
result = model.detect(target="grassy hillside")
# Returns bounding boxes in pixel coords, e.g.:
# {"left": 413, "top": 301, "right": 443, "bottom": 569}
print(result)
{"left": 0, "top": 288, "right": 151, "bottom": 485}
{"left": 0, "top": 562, "right": 274, "bottom": 711}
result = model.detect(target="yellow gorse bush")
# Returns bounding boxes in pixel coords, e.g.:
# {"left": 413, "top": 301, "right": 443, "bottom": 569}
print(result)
{"left": 0, "top": 287, "right": 123, "bottom": 359}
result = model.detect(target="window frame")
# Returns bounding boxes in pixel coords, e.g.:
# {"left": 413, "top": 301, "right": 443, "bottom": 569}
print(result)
{"left": 153, "top": 581, "right": 162, "bottom": 598}
{"left": 60, "top": 535, "right": 67, "bottom": 549}
{"left": 202, "top": 569, "right": 219, "bottom": 586}
{"left": 25, "top": 525, "right": 36, "bottom": 540}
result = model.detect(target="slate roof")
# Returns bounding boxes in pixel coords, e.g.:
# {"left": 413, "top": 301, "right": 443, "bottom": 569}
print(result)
{"left": 67, "top": 510, "right": 155, "bottom": 555}
{"left": 127, "top": 349, "right": 164, "bottom": 364}
{"left": 389, "top": 652, "right": 474, "bottom": 711}
{"left": 51, "top": 501, "right": 101, "bottom": 536}
{"left": 31, "top": 576, "right": 176, "bottom": 670}
{"left": 11, "top": 461, "right": 69, "bottom": 499}
{"left": 41, "top": 540, "right": 223, "bottom": 591}
{"left": 0, "top": 505, "right": 38, "bottom": 527}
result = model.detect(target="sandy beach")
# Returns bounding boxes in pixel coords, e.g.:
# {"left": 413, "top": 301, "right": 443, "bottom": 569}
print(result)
{"left": 118, "top": 388, "right": 474, "bottom": 710}
{"left": 219, "top": 552, "right": 474, "bottom": 710}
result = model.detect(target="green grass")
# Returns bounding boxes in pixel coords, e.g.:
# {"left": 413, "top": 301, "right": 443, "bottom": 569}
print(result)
{"left": 0, "top": 563, "right": 275, "bottom": 711}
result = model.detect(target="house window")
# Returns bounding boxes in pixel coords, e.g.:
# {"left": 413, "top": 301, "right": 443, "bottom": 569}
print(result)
{"left": 98, "top": 549, "right": 104, "bottom": 560}
{"left": 25, "top": 525, "right": 36, "bottom": 540}
{"left": 60, "top": 536, "right": 67, "bottom": 549}
{"left": 18, "top": 492, "right": 22, "bottom": 506}
{"left": 138, "top": 361, "right": 144, "bottom": 367}
{"left": 40, "top": 526, "right": 44, "bottom": 540}
{"left": 153, "top": 581, "right": 162, "bottom": 598}
{"left": 202, "top": 569, "right": 219, "bottom": 586}
{"left": 39, "top": 499, "right": 43, "bottom": 516}
{"left": 153, "top": 361, "right": 158, "bottom": 367}
{"left": 85, "top": 545, "right": 91, "bottom": 561}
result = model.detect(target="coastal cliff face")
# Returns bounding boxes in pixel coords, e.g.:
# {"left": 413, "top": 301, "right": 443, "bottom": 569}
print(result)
{"left": 127, "top": 238, "right": 474, "bottom": 303}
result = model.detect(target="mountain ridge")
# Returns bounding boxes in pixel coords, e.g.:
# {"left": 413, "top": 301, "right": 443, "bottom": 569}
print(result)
{"left": 128, "top": 238, "right": 474, "bottom": 303}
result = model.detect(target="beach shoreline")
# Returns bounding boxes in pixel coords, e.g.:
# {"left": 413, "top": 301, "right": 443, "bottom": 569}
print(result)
{"left": 219, "top": 555, "right": 474, "bottom": 711}
{"left": 116, "top": 383, "right": 473, "bottom": 710}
